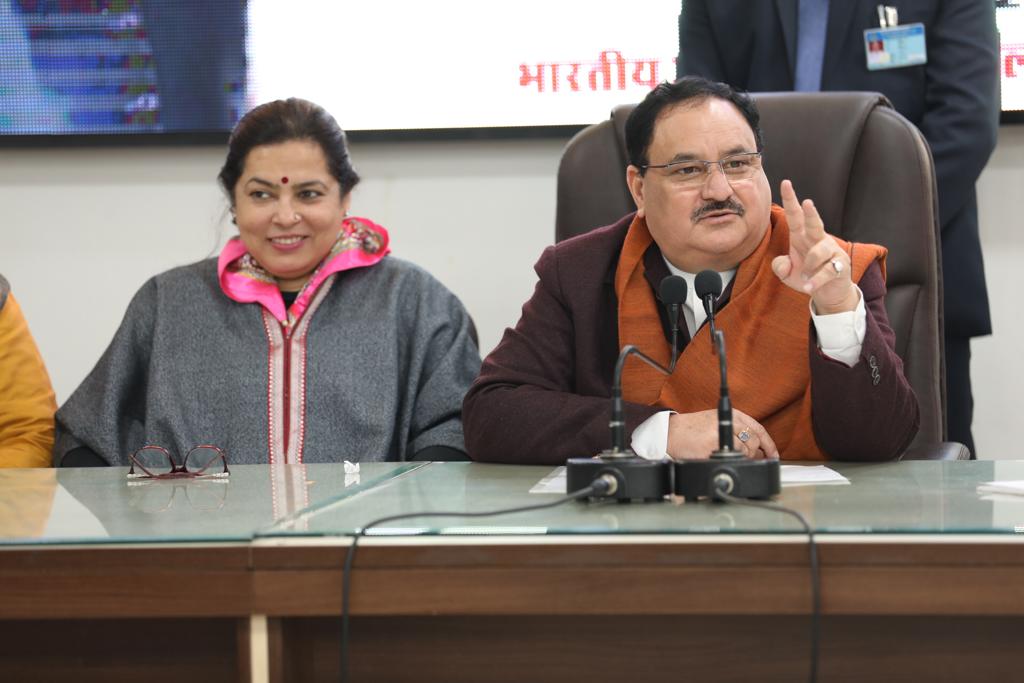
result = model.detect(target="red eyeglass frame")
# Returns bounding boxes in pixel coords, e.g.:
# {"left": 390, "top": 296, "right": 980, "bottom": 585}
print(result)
{"left": 127, "top": 444, "right": 230, "bottom": 480}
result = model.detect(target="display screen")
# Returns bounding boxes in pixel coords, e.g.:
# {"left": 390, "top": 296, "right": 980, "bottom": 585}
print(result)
{"left": 0, "top": 0, "right": 1019, "bottom": 143}
{"left": 999, "top": 1, "right": 1024, "bottom": 118}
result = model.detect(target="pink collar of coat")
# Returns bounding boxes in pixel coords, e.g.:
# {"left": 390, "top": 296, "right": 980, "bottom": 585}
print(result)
{"left": 217, "top": 216, "right": 390, "bottom": 323}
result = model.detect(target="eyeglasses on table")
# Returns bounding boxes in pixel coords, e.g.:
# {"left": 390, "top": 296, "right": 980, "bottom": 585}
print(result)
{"left": 127, "top": 445, "right": 230, "bottom": 480}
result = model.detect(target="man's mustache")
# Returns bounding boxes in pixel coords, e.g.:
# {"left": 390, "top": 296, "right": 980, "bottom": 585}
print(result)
{"left": 692, "top": 199, "right": 746, "bottom": 221}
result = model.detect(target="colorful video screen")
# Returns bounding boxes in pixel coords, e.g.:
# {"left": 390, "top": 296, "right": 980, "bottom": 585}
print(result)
{"left": 0, "top": 0, "right": 1019, "bottom": 139}
{"left": 999, "top": 1, "right": 1024, "bottom": 114}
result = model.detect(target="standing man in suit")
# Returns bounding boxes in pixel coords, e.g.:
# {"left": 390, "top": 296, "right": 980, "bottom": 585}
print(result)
{"left": 678, "top": 0, "right": 999, "bottom": 457}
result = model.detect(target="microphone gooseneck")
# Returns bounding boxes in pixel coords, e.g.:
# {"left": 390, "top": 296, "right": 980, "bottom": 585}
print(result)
{"left": 609, "top": 344, "right": 673, "bottom": 453}
{"left": 711, "top": 330, "right": 739, "bottom": 455}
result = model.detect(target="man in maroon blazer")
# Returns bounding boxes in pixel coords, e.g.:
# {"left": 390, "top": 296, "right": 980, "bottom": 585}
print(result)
{"left": 463, "top": 77, "right": 919, "bottom": 465}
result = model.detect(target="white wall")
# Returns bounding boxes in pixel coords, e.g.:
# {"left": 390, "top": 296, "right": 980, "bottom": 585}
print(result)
{"left": 1, "top": 128, "right": 1021, "bottom": 459}
{"left": 0, "top": 137, "right": 565, "bottom": 399}
{"left": 974, "top": 125, "right": 1024, "bottom": 460}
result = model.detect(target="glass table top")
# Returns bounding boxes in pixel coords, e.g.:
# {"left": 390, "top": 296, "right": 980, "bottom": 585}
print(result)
{"left": 258, "top": 460, "right": 1024, "bottom": 538}
{"left": 0, "top": 462, "right": 419, "bottom": 545}
{"left": 2, "top": 460, "right": 1024, "bottom": 546}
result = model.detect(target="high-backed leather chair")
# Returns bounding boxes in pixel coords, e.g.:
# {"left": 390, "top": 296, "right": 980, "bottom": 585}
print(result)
{"left": 556, "top": 92, "right": 963, "bottom": 459}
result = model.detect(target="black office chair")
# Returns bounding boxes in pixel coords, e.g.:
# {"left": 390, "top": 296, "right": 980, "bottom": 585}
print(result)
{"left": 555, "top": 91, "right": 966, "bottom": 460}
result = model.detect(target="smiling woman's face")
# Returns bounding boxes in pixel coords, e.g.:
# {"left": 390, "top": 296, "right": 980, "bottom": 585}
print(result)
{"left": 233, "top": 139, "right": 351, "bottom": 291}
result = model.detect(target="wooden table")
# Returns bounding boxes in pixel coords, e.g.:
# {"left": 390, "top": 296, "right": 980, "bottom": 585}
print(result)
{"left": 2, "top": 461, "right": 1023, "bottom": 682}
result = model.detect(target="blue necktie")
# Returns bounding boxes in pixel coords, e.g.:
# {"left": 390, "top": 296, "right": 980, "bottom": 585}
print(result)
{"left": 795, "top": 0, "right": 830, "bottom": 91}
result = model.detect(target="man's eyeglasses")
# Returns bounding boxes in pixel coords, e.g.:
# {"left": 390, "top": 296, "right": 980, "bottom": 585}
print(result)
{"left": 127, "top": 445, "right": 230, "bottom": 480}
{"left": 641, "top": 152, "right": 763, "bottom": 188}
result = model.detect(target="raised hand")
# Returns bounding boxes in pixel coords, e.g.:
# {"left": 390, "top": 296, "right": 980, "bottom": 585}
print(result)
{"left": 771, "top": 180, "right": 860, "bottom": 314}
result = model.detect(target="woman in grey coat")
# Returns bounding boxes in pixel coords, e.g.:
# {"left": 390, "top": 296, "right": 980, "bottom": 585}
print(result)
{"left": 54, "top": 98, "right": 480, "bottom": 468}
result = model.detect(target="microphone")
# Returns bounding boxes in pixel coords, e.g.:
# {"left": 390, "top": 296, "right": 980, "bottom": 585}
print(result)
{"left": 566, "top": 278, "right": 688, "bottom": 501}
{"left": 566, "top": 343, "right": 673, "bottom": 502}
{"left": 695, "top": 270, "right": 723, "bottom": 336}
{"left": 694, "top": 270, "right": 735, "bottom": 452}
{"left": 658, "top": 275, "right": 687, "bottom": 372}
{"left": 672, "top": 292, "right": 780, "bottom": 502}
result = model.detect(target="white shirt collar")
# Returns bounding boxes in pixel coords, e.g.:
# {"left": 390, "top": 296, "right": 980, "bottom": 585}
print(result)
{"left": 661, "top": 256, "right": 737, "bottom": 336}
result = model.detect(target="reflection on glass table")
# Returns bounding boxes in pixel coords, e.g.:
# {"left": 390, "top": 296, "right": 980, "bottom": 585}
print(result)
{"left": 126, "top": 477, "right": 230, "bottom": 513}
{"left": 0, "top": 462, "right": 420, "bottom": 546}
{"left": 258, "top": 460, "right": 1024, "bottom": 539}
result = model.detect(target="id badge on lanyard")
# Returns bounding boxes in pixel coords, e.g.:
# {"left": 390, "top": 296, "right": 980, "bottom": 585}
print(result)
{"left": 863, "top": 4, "right": 928, "bottom": 71}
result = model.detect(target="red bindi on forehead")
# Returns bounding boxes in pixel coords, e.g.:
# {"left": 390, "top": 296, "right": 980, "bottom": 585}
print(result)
{"left": 281, "top": 176, "right": 289, "bottom": 184}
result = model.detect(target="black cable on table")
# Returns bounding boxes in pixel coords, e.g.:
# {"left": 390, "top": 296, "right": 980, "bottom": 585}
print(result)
{"left": 717, "top": 491, "right": 820, "bottom": 683}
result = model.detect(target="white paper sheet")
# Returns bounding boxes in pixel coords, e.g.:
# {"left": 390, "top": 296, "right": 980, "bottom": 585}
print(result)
{"left": 977, "top": 480, "right": 1024, "bottom": 497}
{"left": 780, "top": 465, "right": 850, "bottom": 487}
{"left": 529, "top": 466, "right": 568, "bottom": 494}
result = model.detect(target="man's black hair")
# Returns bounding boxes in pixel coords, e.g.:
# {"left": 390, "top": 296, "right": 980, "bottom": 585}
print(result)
{"left": 625, "top": 76, "right": 764, "bottom": 172}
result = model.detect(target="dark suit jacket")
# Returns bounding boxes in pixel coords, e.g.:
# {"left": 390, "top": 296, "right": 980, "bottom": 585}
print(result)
{"left": 463, "top": 214, "right": 920, "bottom": 465}
{"left": 677, "top": 0, "right": 999, "bottom": 337}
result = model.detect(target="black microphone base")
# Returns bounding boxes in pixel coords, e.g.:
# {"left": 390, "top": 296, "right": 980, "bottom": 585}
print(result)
{"left": 567, "top": 451, "right": 671, "bottom": 502}
{"left": 673, "top": 458, "right": 780, "bottom": 502}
